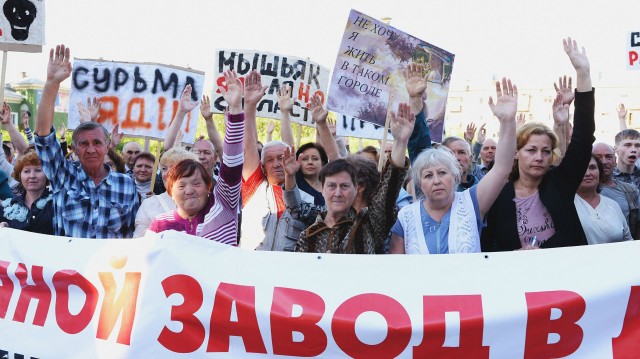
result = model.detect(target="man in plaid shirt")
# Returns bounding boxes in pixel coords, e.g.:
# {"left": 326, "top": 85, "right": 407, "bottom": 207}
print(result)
{"left": 35, "top": 44, "right": 139, "bottom": 238}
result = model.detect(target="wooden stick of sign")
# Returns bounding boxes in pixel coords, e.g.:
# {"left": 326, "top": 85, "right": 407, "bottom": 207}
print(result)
{"left": 0, "top": 51, "right": 8, "bottom": 104}
{"left": 144, "top": 137, "right": 151, "bottom": 152}
{"left": 149, "top": 140, "right": 162, "bottom": 194}
{"left": 377, "top": 92, "right": 395, "bottom": 171}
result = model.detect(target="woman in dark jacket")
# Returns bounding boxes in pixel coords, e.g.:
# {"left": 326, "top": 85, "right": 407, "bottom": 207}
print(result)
{"left": 0, "top": 152, "right": 53, "bottom": 234}
{"left": 481, "top": 37, "right": 595, "bottom": 251}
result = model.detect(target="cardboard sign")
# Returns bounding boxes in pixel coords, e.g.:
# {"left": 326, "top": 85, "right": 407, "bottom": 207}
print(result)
{"left": 214, "top": 49, "right": 330, "bottom": 127}
{"left": 327, "top": 9, "right": 453, "bottom": 141}
{"left": 0, "top": 0, "right": 44, "bottom": 53}
{"left": 69, "top": 59, "right": 204, "bottom": 143}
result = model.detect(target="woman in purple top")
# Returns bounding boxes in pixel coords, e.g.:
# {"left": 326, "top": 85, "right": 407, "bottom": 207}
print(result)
{"left": 147, "top": 69, "right": 245, "bottom": 246}
{"left": 148, "top": 159, "right": 215, "bottom": 236}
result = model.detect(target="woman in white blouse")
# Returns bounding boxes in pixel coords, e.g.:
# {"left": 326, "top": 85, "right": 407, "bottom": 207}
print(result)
{"left": 575, "top": 155, "right": 632, "bottom": 244}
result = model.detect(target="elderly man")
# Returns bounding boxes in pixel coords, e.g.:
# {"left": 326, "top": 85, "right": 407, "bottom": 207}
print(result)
{"left": 442, "top": 136, "right": 479, "bottom": 191}
{"left": 593, "top": 142, "right": 640, "bottom": 239}
{"left": 35, "top": 45, "right": 139, "bottom": 238}
{"left": 121, "top": 141, "right": 142, "bottom": 175}
{"left": 240, "top": 71, "right": 314, "bottom": 251}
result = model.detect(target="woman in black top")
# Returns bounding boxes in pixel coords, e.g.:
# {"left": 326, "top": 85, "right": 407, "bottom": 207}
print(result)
{"left": 0, "top": 151, "right": 53, "bottom": 234}
{"left": 481, "top": 37, "right": 595, "bottom": 251}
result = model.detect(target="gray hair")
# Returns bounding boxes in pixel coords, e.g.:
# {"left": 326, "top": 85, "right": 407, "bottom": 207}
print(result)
{"left": 260, "top": 140, "right": 289, "bottom": 164}
{"left": 441, "top": 136, "right": 471, "bottom": 155}
{"left": 160, "top": 147, "right": 198, "bottom": 166}
{"left": 72, "top": 122, "right": 110, "bottom": 147}
{"left": 411, "top": 147, "right": 462, "bottom": 197}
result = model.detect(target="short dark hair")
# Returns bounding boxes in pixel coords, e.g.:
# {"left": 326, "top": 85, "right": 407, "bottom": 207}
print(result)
{"left": 591, "top": 154, "right": 605, "bottom": 193}
{"left": 133, "top": 152, "right": 156, "bottom": 166}
{"left": 72, "top": 122, "right": 110, "bottom": 146}
{"left": 296, "top": 142, "right": 328, "bottom": 166}
{"left": 2, "top": 144, "right": 10, "bottom": 159}
{"left": 347, "top": 156, "right": 379, "bottom": 204}
{"left": 166, "top": 159, "right": 213, "bottom": 196}
{"left": 319, "top": 159, "right": 357, "bottom": 187}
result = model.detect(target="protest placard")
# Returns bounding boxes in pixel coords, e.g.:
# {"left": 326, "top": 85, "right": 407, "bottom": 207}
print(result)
{"left": 69, "top": 59, "right": 204, "bottom": 143}
{"left": 327, "top": 9, "right": 453, "bottom": 141}
{"left": 213, "top": 49, "right": 330, "bottom": 127}
{"left": 1, "top": 228, "right": 640, "bottom": 358}
{"left": 336, "top": 112, "right": 393, "bottom": 140}
{"left": 628, "top": 31, "right": 640, "bottom": 69}
{"left": 0, "top": 0, "right": 44, "bottom": 52}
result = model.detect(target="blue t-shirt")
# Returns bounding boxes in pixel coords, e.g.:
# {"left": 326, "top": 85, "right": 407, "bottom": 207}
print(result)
{"left": 391, "top": 185, "right": 484, "bottom": 254}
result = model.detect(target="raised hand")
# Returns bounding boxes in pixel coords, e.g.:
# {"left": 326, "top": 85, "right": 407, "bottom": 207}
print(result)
{"left": 283, "top": 146, "right": 300, "bottom": 176}
{"left": 87, "top": 97, "right": 102, "bottom": 121}
{"left": 477, "top": 123, "right": 487, "bottom": 144}
{"left": 21, "top": 110, "right": 29, "bottom": 128}
{"left": 266, "top": 120, "right": 275, "bottom": 135}
{"left": 309, "top": 94, "right": 328, "bottom": 124}
{"left": 200, "top": 95, "right": 213, "bottom": 119}
{"left": 174, "top": 130, "right": 184, "bottom": 148}
{"left": 111, "top": 123, "right": 124, "bottom": 147}
{"left": 243, "top": 70, "right": 268, "bottom": 107}
{"left": 563, "top": 37, "right": 589, "bottom": 72}
{"left": 277, "top": 84, "right": 294, "bottom": 114}
{"left": 47, "top": 44, "right": 72, "bottom": 83}
{"left": 390, "top": 102, "right": 416, "bottom": 144}
{"left": 552, "top": 91, "right": 570, "bottom": 125}
{"left": 219, "top": 70, "right": 242, "bottom": 113}
{"left": 618, "top": 103, "right": 628, "bottom": 120}
{"left": 516, "top": 113, "right": 526, "bottom": 127}
{"left": 327, "top": 117, "right": 337, "bottom": 137}
{"left": 77, "top": 102, "right": 91, "bottom": 123}
{"left": 0, "top": 102, "right": 10, "bottom": 125}
{"left": 403, "top": 63, "right": 430, "bottom": 98}
{"left": 553, "top": 75, "right": 574, "bottom": 106}
{"left": 488, "top": 77, "right": 518, "bottom": 122}
{"left": 57, "top": 123, "right": 67, "bottom": 140}
{"left": 464, "top": 122, "right": 477, "bottom": 142}
{"left": 178, "top": 84, "right": 198, "bottom": 113}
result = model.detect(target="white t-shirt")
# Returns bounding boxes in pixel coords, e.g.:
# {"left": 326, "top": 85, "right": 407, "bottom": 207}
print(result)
{"left": 574, "top": 194, "right": 633, "bottom": 245}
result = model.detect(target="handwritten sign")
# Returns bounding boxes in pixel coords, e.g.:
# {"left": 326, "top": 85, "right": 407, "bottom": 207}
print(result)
{"left": 336, "top": 113, "right": 393, "bottom": 140}
{"left": 327, "top": 9, "right": 454, "bottom": 142}
{"left": 628, "top": 31, "right": 640, "bottom": 69}
{"left": 214, "top": 49, "right": 329, "bottom": 127}
{"left": 0, "top": 0, "right": 44, "bottom": 52}
{"left": 69, "top": 59, "right": 204, "bottom": 143}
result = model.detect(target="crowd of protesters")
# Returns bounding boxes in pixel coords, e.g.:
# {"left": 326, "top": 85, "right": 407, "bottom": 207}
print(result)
{"left": 1, "top": 37, "right": 637, "bottom": 255}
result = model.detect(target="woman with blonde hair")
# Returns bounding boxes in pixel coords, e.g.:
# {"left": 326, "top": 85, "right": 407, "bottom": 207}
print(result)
{"left": 481, "top": 38, "right": 595, "bottom": 251}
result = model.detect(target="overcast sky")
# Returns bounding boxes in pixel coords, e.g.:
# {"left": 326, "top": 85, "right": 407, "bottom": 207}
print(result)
{"left": 4, "top": 0, "right": 640, "bottom": 96}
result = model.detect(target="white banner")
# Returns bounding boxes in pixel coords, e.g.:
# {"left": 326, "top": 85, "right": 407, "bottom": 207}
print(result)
{"left": 0, "top": 0, "right": 45, "bottom": 53}
{"left": 69, "top": 59, "right": 205, "bottom": 143}
{"left": 213, "top": 49, "right": 330, "bottom": 127}
{"left": 0, "top": 228, "right": 639, "bottom": 358}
